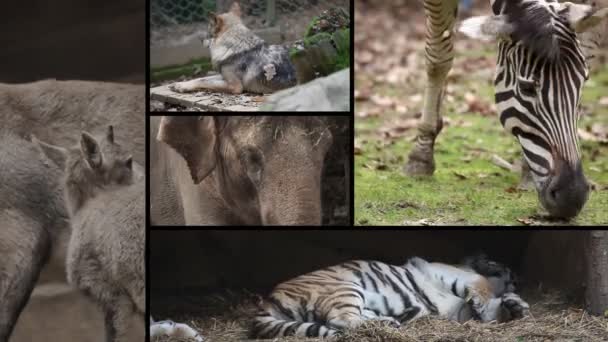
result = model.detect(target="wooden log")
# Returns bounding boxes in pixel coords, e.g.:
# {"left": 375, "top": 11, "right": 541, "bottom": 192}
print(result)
{"left": 150, "top": 84, "right": 264, "bottom": 111}
{"left": 584, "top": 230, "right": 608, "bottom": 316}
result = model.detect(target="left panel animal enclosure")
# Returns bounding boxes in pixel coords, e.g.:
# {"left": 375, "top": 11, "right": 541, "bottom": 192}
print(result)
{"left": 0, "top": 1, "right": 145, "bottom": 340}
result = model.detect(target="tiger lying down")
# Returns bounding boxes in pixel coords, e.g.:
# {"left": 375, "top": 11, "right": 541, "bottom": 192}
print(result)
{"left": 251, "top": 255, "right": 529, "bottom": 338}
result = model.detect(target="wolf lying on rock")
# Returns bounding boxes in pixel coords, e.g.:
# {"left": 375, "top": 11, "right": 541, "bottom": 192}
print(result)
{"left": 169, "top": 2, "right": 297, "bottom": 94}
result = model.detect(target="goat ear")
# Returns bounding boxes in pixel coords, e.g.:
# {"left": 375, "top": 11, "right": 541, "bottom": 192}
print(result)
{"left": 157, "top": 116, "right": 217, "bottom": 184}
{"left": 33, "top": 136, "right": 68, "bottom": 170}
{"left": 459, "top": 15, "right": 513, "bottom": 41}
{"left": 561, "top": 3, "right": 608, "bottom": 33}
{"left": 80, "top": 132, "right": 103, "bottom": 169}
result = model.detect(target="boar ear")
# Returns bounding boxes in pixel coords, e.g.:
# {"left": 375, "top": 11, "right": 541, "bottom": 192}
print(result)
{"left": 80, "top": 132, "right": 103, "bottom": 169}
{"left": 157, "top": 116, "right": 217, "bottom": 184}
{"left": 229, "top": 2, "right": 242, "bottom": 17}
{"left": 33, "top": 136, "right": 68, "bottom": 170}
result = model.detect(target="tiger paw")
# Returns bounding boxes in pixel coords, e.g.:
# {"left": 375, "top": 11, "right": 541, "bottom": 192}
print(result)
{"left": 377, "top": 316, "right": 401, "bottom": 328}
{"left": 501, "top": 292, "right": 530, "bottom": 320}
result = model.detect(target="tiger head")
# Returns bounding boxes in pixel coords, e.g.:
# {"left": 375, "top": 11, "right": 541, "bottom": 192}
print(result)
{"left": 462, "top": 253, "right": 518, "bottom": 296}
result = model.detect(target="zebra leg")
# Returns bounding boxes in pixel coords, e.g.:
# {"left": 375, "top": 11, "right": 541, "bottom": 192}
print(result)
{"left": 405, "top": 0, "right": 459, "bottom": 176}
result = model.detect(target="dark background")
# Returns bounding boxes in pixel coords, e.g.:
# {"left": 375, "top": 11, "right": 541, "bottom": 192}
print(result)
{"left": 150, "top": 230, "right": 587, "bottom": 304}
{"left": 0, "top": 0, "right": 144, "bottom": 83}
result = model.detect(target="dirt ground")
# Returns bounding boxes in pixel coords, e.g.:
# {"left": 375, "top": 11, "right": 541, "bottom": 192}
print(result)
{"left": 151, "top": 290, "right": 608, "bottom": 342}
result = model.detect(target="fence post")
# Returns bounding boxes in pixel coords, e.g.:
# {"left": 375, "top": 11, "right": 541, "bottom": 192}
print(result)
{"left": 584, "top": 230, "right": 608, "bottom": 316}
{"left": 266, "top": 0, "right": 276, "bottom": 27}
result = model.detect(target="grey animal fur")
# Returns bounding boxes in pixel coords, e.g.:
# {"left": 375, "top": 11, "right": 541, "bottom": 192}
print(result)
{"left": 150, "top": 116, "right": 332, "bottom": 225}
{"left": 35, "top": 126, "right": 144, "bottom": 342}
{"left": 0, "top": 133, "right": 68, "bottom": 342}
{"left": 0, "top": 79, "right": 144, "bottom": 342}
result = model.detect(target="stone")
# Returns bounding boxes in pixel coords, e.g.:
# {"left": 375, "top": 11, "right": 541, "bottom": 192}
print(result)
{"left": 262, "top": 68, "right": 350, "bottom": 112}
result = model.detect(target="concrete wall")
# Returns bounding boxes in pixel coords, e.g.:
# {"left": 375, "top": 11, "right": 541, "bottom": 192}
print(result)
{"left": 150, "top": 231, "right": 589, "bottom": 308}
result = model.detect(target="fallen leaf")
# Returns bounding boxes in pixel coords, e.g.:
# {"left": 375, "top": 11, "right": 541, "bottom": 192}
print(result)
{"left": 403, "top": 218, "right": 434, "bottom": 226}
{"left": 395, "top": 201, "right": 420, "bottom": 209}
{"left": 579, "top": 128, "right": 608, "bottom": 143}
{"left": 453, "top": 171, "right": 467, "bottom": 180}
{"left": 505, "top": 187, "right": 518, "bottom": 193}
{"left": 354, "top": 141, "right": 362, "bottom": 155}
{"left": 370, "top": 94, "right": 395, "bottom": 108}
{"left": 355, "top": 88, "right": 371, "bottom": 101}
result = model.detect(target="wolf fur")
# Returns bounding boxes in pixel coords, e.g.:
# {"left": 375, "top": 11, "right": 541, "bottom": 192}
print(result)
{"left": 169, "top": 2, "right": 296, "bottom": 94}
{"left": 35, "top": 126, "right": 144, "bottom": 342}
{"left": 0, "top": 79, "right": 144, "bottom": 342}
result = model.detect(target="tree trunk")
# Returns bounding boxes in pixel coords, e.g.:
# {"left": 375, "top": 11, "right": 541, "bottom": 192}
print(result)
{"left": 584, "top": 230, "right": 608, "bottom": 316}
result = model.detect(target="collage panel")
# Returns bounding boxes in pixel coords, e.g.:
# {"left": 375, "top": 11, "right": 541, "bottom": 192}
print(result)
{"left": 149, "top": 115, "right": 352, "bottom": 226}
{"left": 355, "top": 0, "right": 608, "bottom": 225}
{"left": 0, "top": 1, "right": 145, "bottom": 342}
{"left": 150, "top": 230, "right": 608, "bottom": 341}
{"left": 149, "top": 0, "right": 352, "bottom": 112}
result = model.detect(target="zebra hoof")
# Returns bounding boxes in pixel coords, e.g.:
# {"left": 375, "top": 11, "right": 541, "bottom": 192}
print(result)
{"left": 404, "top": 156, "right": 435, "bottom": 176}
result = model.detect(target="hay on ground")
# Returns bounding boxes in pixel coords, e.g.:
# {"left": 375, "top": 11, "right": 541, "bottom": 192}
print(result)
{"left": 151, "top": 291, "right": 608, "bottom": 342}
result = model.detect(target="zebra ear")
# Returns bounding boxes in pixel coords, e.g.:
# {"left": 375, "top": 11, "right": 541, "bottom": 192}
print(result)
{"left": 459, "top": 15, "right": 513, "bottom": 41}
{"left": 561, "top": 3, "right": 608, "bottom": 33}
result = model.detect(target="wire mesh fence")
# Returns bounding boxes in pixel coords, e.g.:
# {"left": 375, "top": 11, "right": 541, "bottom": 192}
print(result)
{"left": 150, "top": 0, "right": 350, "bottom": 48}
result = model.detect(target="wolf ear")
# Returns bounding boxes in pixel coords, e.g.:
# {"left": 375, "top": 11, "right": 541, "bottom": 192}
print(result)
{"left": 157, "top": 116, "right": 217, "bottom": 184}
{"left": 229, "top": 2, "right": 242, "bottom": 17}
{"left": 459, "top": 15, "right": 514, "bottom": 41}
{"left": 80, "top": 132, "right": 103, "bottom": 169}
{"left": 560, "top": 2, "right": 608, "bottom": 33}
{"left": 33, "top": 136, "right": 68, "bottom": 170}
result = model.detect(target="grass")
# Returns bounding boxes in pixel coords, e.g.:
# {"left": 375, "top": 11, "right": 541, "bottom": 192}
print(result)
{"left": 355, "top": 55, "right": 608, "bottom": 226}
{"left": 150, "top": 57, "right": 212, "bottom": 83}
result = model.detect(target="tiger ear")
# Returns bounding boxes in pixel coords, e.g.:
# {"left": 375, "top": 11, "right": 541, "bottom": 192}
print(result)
{"left": 459, "top": 15, "right": 514, "bottom": 41}
{"left": 561, "top": 2, "right": 608, "bottom": 33}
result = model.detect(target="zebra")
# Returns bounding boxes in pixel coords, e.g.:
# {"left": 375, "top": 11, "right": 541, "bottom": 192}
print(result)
{"left": 405, "top": 0, "right": 608, "bottom": 219}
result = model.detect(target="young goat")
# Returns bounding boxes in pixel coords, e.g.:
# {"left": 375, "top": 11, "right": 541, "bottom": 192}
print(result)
{"left": 35, "top": 126, "right": 145, "bottom": 342}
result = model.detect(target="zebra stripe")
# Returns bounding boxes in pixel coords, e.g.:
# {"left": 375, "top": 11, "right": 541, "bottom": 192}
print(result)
{"left": 492, "top": 0, "right": 589, "bottom": 184}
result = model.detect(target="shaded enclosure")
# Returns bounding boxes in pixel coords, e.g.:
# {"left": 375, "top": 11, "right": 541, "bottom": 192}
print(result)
{"left": 150, "top": 231, "right": 608, "bottom": 340}
{"left": 0, "top": 0, "right": 144, "bottom": 83}
{"left": 1, "top": 1, "right": 144, "bottom": 341}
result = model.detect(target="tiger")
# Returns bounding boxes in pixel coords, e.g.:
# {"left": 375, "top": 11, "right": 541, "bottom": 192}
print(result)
{"left": 250, "top": 255, "right": 529, "bottom": 339}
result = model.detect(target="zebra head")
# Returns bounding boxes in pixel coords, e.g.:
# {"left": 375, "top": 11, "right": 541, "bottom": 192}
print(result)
{"left": 460, "top": 0, "right": 608, "bottom": 218}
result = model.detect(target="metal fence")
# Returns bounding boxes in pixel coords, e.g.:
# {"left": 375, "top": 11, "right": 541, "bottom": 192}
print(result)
{"left": 150, "top": 0, "right": 350, "bottom": 47}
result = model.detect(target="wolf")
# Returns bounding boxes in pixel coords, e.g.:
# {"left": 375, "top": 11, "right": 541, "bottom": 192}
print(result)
{"left": 169, "top": 2, "right": 297, "bottom": 94}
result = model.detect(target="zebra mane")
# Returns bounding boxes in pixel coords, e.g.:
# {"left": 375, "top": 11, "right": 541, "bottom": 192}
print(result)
{"left": 500, "top": 0, "right": 562, "bottom": 61}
